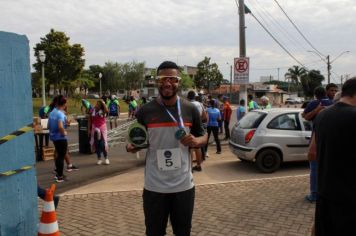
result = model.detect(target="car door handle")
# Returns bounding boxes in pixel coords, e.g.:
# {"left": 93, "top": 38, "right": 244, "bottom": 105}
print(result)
{"left": 305, "top": 136, "right": 311, "bottom": 140}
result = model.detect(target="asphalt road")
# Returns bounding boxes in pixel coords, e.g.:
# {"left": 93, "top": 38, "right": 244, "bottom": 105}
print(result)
{"left": 37, "top": 105, "right": 310, "bottom": 194}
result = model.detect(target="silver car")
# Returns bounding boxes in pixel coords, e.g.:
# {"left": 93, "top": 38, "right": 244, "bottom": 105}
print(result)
{"left": 229, "top": 108, "right": 312, "bottom": 173}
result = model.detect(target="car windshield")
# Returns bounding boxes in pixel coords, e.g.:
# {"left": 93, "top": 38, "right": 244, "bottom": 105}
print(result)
{"left": 238, "top": 111, "right": 267, "bottom": 129}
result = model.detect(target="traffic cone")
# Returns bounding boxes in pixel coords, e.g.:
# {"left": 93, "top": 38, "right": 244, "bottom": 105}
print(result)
{"left": 38, "top": 184, "right": 60, "bottom": 236}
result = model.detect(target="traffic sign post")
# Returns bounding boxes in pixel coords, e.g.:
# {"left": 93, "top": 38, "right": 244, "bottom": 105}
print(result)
{"left": 234, "top": 57, "right": 249, "bottom": 85}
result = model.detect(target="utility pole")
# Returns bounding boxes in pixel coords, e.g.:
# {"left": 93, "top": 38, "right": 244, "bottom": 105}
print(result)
{"left": 341, "top": 75, "right": 344, "bottom": 86}
{"left": 229, "top": 65, "right": 232, "bottom": 101}
{"left": 239, "top": 0, "right": 247, "bottom": 109}
{"left": 277, "top": 68, "right": 280, "bottom": 81}
{"left": 327, "top": 55, "right": 331, "bottom": 84}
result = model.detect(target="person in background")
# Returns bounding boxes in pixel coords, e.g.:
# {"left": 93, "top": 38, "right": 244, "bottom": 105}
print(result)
{"left": 223, "top": 96, "right": 232, "bottom": 140}
{"left": 107, "top": 95, "right": 120, "bottom": 129}
{"left": 41, "top": 96, "right": 79, "bottom": 172}
{"left": 248, "top": 94, "right": 259, "bottom": 111}
{"left": 140, "top": 97, "right": 147, "bottom": 106}
{"left": 48, "top": 95, "right": 68, "bottom": 183}
{"left": 325, "top": 83, "right": 338, "bottom": 100}
{"left": 89, "top": 100, "right": 109, "bottom": 165}
{"left": 302, "top": 86, "right": 333, "bottom": 203}
{"left": 101, "top": 95, "right": 108, "bottom": 104}
{"left": 195, "top": 94, "right": 208, "bottom": 160}
{"left": 187, "top": 91, "right": 207, "bottom": 172}
{"left": 216, "top": 94, "right": 224, "bottom": 134}
{"left": 128, "top": 96, "right": 138, "bottom": 120}
{"left": 205, "top": 99, "right": 222, "bottom": 155}
{"left": 261, "top": 96, "right": 272, "bottom": 109}
{"left": 236, "top": 99, "right": 246, "bottom": 122}
{"left": 302, "top": 87, "right": 333, "bottom": 122}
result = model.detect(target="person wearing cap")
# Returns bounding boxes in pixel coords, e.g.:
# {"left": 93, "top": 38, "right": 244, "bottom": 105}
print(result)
{"left": 81, "top": 99, "right": 93, "bottom": 115}
{"left": 261, "top": 96, "right": 272, "bottom": 109}
{"left": 107, "top": 95, "right": 120, "bottom": 129}
{"left": 223, "top": 96, "right": 232, "bottom": 140}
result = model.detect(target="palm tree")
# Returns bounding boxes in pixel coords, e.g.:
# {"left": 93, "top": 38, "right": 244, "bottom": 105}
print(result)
{"left": 285, "top": 65, "right": 307, "bottom": 85}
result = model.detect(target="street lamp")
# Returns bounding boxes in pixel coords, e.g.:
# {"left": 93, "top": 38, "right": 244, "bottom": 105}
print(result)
{"left": 308, "top": 50, "right": 350, "bottom": 84}
{"left": 98, "top": 72, "right": 103, "bottom": 97}
{"left": 39, "top": 50, "right": 46, "bottom": 106}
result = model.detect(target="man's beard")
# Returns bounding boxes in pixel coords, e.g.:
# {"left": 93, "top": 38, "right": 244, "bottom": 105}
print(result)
{"left": 159, "top": 87, "right": 178, "bottom": 100}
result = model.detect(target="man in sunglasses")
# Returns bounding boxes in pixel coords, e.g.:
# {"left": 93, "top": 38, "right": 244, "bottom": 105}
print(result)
{"left": 126, "top": 61, "right": 207, "bottom": 236}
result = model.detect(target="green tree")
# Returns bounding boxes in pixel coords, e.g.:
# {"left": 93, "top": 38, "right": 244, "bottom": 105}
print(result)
{"left": 285, "top": 65, "right": 307, "bottom": 85}
{"left": 179, "top": 71, "right": 195, "bottom": 90}
{"left": 194, "top": 57, "right": 223, "bottom": 93}
{"left": 300, "top": 70, "right": 325, "bottom": 98}
{"left": 122, "top": 61, "right": 145, "bottom": 92}
{"left": 33, "top": 29, "right": 85, "bottom": 96}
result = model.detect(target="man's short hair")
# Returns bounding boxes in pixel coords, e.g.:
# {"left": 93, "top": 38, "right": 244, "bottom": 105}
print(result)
{"left": 240, "top": 99, "right": 245, "bottom": 105}
{"left": 187, "top": 90, "right": 196, "bottom": 100}
{"left": 157, "top": 61, "right": 179, "bottom": 74}
{"left": 341, "top": 77, "right": 356, "bottom": 97}
{"left": 326, "top": 83, "right": 338, "bottom": 91}
{"left": 314, "top": 86, "right": 326, "bottom": 99}
{"left": 248, "top": 94, "right": 253, "bottom": 100}
{"left": 209, "top": 99, "right": 216, "bottom": 108}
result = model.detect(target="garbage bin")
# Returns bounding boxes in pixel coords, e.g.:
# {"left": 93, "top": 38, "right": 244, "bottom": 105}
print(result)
{"left": 77, "top": 116, "right": 92, "bottom": 154}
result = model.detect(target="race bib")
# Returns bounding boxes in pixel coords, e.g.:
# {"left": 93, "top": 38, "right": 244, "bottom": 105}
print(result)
{"left": 157, "top": 148, "right": 182, "bottom": 171}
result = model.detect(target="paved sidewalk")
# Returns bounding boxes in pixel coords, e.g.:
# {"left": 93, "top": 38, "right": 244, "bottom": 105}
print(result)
{"left": 46, "top": 175, "right": 314, "bottom": 236}
{"left": 38, "top": 142, "right": 313, "bottom": 235}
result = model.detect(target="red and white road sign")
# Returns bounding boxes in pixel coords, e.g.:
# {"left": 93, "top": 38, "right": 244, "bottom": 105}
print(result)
{"left": 234, "top": 57, "right": 249, "bottom": 85}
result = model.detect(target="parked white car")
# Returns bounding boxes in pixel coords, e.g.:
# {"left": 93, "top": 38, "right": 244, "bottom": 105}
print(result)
{"left": 229, "top": 108, "right": 312, "bottom": 173}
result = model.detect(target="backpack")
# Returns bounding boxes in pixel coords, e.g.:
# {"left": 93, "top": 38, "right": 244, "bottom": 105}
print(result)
{"left": 109, "top": 100, "right": 118, "bottom": 115}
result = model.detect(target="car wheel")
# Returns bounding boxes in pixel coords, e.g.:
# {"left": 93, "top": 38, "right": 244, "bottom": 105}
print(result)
{"left": 255, "top": 149, "right": 281, "bottom": 173}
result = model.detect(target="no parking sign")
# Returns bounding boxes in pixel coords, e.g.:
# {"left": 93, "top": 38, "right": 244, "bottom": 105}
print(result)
{"left": 234, "top": 57, "right": 249, "bottom": 84}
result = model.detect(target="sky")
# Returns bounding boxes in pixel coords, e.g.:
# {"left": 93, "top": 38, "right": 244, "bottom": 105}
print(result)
{"left": 1, "top": 0, "right": 355, "bottom": 83}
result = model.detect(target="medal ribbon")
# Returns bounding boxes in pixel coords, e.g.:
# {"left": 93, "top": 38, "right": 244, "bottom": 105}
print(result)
{"left": 159, "top": 96, "right": 184, "bottom": 129}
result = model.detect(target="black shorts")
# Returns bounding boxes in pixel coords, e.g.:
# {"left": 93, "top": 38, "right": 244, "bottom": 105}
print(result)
{"left": 315, "top": 196, "right": 356, "bottom": 235}
{"left": 143, "top": 187, "right": 195, "bottom": 236}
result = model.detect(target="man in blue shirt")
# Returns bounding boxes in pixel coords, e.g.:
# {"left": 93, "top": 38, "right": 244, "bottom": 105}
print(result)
{"left": 48, "top": 95, "right": 68, "bottom": 183}
{"left": 205, "top": 99, "right": 222, "bottom": 155}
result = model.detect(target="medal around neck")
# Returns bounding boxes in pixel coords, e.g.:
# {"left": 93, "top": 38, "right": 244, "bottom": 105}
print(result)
{"left": 128, "top": 122, "right": 149, "bottom": 148}
{"left": 175, "top": 128, "right": 186, "bottom": 140}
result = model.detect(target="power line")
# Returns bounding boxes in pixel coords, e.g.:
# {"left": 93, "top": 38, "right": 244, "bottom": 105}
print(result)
{"left": 251, "top": 0, "right": 311, "bottom": 55}
{"left": 273, "top": 0, "right": 325, "bottom": 58}
{"left": 248, "top": 10, "right": 306, "bottom": 67}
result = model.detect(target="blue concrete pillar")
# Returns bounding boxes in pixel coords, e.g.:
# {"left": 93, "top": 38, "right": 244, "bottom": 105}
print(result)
{"left": 0, "top": 31, "right": 38, "bottom": 235}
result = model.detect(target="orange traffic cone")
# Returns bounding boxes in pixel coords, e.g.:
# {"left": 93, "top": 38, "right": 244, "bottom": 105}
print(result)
{"left": 38, "top": 184, "right": 60, "bottom": 236}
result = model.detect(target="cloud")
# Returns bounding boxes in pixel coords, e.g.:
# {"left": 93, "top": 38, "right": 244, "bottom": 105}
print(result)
{"left": 0, "top": 0, "right": 354, "bottom": 82}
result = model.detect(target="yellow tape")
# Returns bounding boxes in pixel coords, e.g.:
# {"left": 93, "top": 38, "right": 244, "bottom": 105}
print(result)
{"left": 2, "top": 170, "right": 16, "bottom": 176}
{"left": 19, "top": 126, "right": 33, "bottom": 132}
{"left": 1, "top": 135, "right": 17, "bottom": 141}
{"left": 21, "top": 166, "right": 32, "bottom": 170}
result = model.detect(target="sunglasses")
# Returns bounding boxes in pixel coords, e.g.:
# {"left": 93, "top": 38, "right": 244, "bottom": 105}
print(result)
{"left": 156, "top": 76, "right": 181, "bottom": 83}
